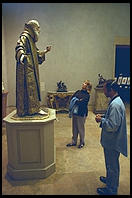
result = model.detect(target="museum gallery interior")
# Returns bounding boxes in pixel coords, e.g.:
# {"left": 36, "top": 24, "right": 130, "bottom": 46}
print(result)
{"left": 2, "top": 3, "right": 130, "bottom": 195}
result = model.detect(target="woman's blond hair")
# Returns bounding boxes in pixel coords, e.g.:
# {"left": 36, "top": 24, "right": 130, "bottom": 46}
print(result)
{"left": 85, "top": 80, "right": 92, "bottom": 93}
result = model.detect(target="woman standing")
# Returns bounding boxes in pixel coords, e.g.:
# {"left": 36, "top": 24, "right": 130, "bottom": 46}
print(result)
{"left": 66, "top": 80, "right": 92, "bottom": 148}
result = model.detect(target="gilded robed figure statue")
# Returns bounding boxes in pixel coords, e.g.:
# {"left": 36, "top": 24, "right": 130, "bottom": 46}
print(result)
{"left": 15, "top": 20, "right": 51, "bottom": 117}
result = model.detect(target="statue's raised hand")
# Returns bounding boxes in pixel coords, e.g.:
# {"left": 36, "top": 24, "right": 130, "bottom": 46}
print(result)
{"left": 46, "top": 46, "right": 51, "bottom": 52}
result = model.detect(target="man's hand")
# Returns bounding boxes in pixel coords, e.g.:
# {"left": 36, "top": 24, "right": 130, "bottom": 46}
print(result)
{"left": 95, "top": 114, "right": 102, "bottom": 123}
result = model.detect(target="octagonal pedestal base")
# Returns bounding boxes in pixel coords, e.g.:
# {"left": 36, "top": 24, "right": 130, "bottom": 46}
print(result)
{"left": 3, "top": 108, "right": 56, "bottom": 182}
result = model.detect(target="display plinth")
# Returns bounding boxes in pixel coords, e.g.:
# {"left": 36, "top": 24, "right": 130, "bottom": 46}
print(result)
{"left": 3, "top": 108, "right": 56, "bottom": 182}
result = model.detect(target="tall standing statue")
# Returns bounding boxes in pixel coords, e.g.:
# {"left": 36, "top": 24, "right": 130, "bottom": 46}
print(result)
{"left": 15, "top": 19, "right": 51, "bottom": 117}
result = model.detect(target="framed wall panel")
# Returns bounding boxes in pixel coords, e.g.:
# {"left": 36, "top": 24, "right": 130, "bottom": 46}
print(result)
{"left": 113, "top": 37, "right": 130, "bottom": 78}
{"left": 113, "top": 37, "right": 130, "bottom": 103}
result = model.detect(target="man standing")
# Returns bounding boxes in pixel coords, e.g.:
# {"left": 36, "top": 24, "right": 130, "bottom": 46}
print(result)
{"left": 15, "top": 19, "right": 51, "bottom": 116}
{"left": 95, "top": 79, "right": 128, "bottom": 195}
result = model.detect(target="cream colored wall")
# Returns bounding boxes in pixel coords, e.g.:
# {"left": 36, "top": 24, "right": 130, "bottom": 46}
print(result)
{"left": 2, "top": 3, "right": 130, "bottom": 108}
{"left": 2, "top": 16, "right": 8, "bottom": 98}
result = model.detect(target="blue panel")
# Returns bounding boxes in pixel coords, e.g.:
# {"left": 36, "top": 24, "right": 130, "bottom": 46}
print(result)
{"left": 115, "top": 45, "right": 130, "bottom": 77}
{"left": 115, "top": 45, "right": 130, "bottom": 103}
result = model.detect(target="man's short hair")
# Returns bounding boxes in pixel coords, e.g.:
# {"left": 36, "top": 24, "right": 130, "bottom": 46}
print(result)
{"left": 105, "top": 79, "right": 119, "bottom": 93}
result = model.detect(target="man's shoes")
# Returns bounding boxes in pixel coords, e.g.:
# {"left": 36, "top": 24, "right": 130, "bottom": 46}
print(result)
{"left": 66, "top": 143, "right": 76, "bottom": 147}
{"left": 100, "top": 176, "right": 107, "bottom": 184}
{"left": 78, "top": 143, "right": 85, "bottom": 148}
{"left": 97, "top": 187, "right": 117, "bottom": 195}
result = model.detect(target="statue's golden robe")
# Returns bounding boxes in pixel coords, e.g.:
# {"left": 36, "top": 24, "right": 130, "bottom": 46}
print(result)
{"left": 15, "top": 30, "right": 45, "bottom": 116}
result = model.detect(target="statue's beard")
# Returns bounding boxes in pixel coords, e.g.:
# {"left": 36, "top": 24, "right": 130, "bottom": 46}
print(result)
{"left": 34, "top": 30, "right": 39, "bottom": 42}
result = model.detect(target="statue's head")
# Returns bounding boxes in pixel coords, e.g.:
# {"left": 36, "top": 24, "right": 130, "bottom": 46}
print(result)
{"left": 25, "top": 19, "right": 40, "bottom": 42}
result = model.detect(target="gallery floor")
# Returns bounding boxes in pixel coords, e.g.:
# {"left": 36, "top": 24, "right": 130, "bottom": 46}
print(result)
{"left": 2, "top": 104, "right": 130, "bottom": 195}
